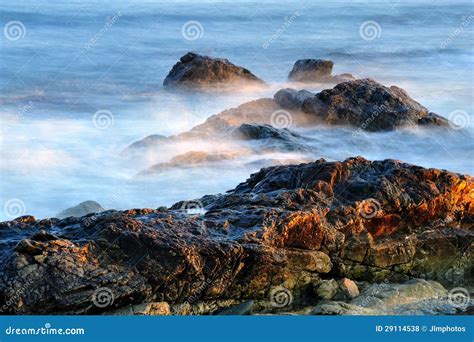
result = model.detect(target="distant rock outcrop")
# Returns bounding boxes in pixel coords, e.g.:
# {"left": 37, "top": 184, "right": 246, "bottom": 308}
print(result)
{"left": 163, "top": 52, "right": 265, "bottom": 90}
{"left": 56, "top": 200, "right": 104, "bottom": 219}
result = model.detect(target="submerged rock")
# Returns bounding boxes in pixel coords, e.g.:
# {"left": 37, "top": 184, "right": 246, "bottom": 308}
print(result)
{"left": 1, "top": 157, "right": 472, "bottom": 314}
{"left": 138, "top": 150, "right": 243, "bottom": 175}
{"left": 163, "top": 52, "right": 264, "bottom": 90}
{"left": 56, "top": 200, "right": 105, "bottom": 219}
{"left": 233, "top": 123, "right": 311, "bottom": 151}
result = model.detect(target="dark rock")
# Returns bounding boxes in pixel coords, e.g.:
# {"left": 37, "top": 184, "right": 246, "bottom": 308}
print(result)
{"left": 56, "top": 200, "right": 105, "bottom": 219}
{"left": 418, "top": 112, "right": 451, "bottom": 127}
{"left": 274, "top": 88, "right": 314, "bottom": 110}
{"left": 301, "top": 78, "right": 434, "bottom": 131}
{"left": 288, "top": 59, "right": 334, "bottom": 82}
{"left": 233, "top": 123, "right": 312, "bottom": 152}
{"left": 1, "top": 157, "right": 472, "bottom": 314}
{"left": 163, "top": 52, "right": 264, "bottom": 90}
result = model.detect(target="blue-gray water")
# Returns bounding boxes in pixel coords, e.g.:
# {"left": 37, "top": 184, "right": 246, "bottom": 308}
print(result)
{"left": 1, "top": 0, "right": 473, "bottom": 220}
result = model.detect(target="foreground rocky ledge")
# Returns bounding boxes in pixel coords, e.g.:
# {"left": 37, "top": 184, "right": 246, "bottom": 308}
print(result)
{"left": 0, "top": 157, "right": 472, "bottom": 314}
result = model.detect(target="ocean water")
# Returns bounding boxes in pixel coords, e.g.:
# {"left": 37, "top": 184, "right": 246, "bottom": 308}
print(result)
{"left": 0, "top": 0, "right": 473, "bottom": 220}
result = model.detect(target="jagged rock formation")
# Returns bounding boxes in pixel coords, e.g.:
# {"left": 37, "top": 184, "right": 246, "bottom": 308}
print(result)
{"left": 276, "top": 79, "right": 451, "bottom": 131}
{"left": 0, "top": 157, "right": 472, "bottom": 314}
{"left": 163, "top": 52, "right": 264, "bottom": 90}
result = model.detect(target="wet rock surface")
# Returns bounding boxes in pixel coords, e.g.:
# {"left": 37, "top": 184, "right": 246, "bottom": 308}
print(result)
{"left": 163, "top": 52, "right": 264, "bottom": 90}
{"left": 276, "top": 79, "right": 451, "bottom": 131}
{"left": 312, "top": 279, "right": 471, "bottom": 315}
{"left": 287, "top": 59, "right": 355, "bottom": 84}
{"left": 1, "top": 157, "right": 472, "bottom": 314}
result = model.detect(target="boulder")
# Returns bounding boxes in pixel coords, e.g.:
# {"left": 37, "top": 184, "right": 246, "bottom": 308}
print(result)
{"left": 339, "top": 278, "right": 360, "bottom": 299}
{"left": 0, "top": 157, "right": 472, "bottom": 314}
{"left": 316, "top": 279, "right": 339, "bottom": 300}
{"left": 56, "top": 200, "right": 104, "bottom": 219}
{"left": 274, "top": 89, "right": 314, "bottom": 110}
{"left": 288, "top": 59, "right": 334, "bottom": 82}
{"left": 287, "top": 59, "right": 356, "bottom": 84}
{"left": 163, "top": 52, "right": 264, "bottom": 90}
{"left": 301, "top": 78, "right": 437, "bottom": 131}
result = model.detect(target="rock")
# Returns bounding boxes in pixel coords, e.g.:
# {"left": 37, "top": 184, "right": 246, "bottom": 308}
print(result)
{"left": 217, "top": 300, "right": 254, "bottom": 315}
{"left": 110, "top": 302, "right": 170, "bottom": 315}
{"left": 301, "top": 78, "right": 437, "bottom": 131}
{"left": 317, "top": 279, "right": 339, "bottom": 299}
{"left": 138, "top": 151, "right": 242, "bottom": 175}
{"left": 288, "top": 59, "right": 334, "bottom": 82}
{"left": 274, "top": 89, "right": 314, "bottom": 110}
{"left": 56, "top": 200, "right": 105, "bottom": 219}
{"left": 0, "top": 157, "right": 472, "bottom": 314}
{"left": 163, "top": 52, "right": 264, "bottom": 90}
{"left": 339, "top": 278, "right": 359, "bottom": 299}
{"left": 233, "top": 124, "right": 311, "bottom": 151}
{"left": 313, "top": 279, "right": 465, "bottom": 315}
{"left": 126, "top": 134, "right": 168, "bottom": 150}
{"left": 418, "top": 112, "right": 451, "bottom": 127}
{"left": 244, "top": 158, "right": 312, "bottom": 169}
